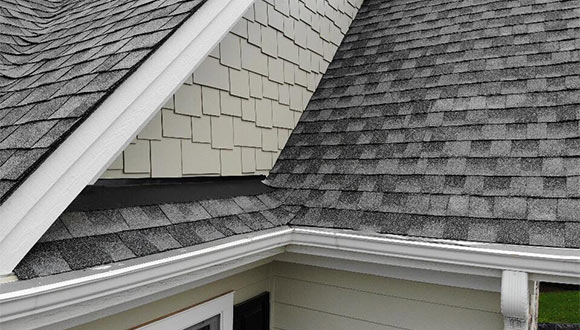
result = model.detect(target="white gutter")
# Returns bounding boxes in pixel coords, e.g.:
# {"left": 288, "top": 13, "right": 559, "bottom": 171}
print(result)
{"left": 0, "top": 0, "right": 256, "bottom": 276}
{"left": 0, "top": 227, "right": 578, "bottom": 330}
{"left": 289, "top": 228, "right": 580, "bottom": 281}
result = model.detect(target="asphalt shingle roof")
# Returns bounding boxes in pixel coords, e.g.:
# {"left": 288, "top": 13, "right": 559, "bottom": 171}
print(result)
{"left": 266, "top": 0, "right": 580, "bottom": 247}
{"left": 14, "top": 190, "right": 297, "bottom": 279}
{"left": 0, "top": 0, "right": 206, "bottom": 205}
{"left": 12, "top": 0, "right": 580, "bottom": 280}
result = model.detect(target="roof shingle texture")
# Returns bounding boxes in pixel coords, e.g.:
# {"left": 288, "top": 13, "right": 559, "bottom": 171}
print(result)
{"left": 266, "top": 0, "right": 580, "bottom": 248}
{"left": 12, "top": 0, "right": 580, "bottom": 280}
{"left": 0, "top": 0, "right": 206, "bottom": 204}
{"left": 14, "top": 190, "right": 297, "bottom": 279}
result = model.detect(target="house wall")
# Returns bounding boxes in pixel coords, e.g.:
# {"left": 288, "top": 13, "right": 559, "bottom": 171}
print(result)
{"left": 270, "top": 262, "right": 504, "bottom": 330}
{"left": 70, "top": 263, "right": 275, "bottom": 330}
{"left": 70, "top": 261, "right": 503, "bottom": 330}
{"left": 101, "top": 0, "right": 362, "bottom": 179}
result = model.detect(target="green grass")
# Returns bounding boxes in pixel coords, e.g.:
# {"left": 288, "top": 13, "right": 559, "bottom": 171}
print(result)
{"left": 538, "top": 290, "right": 580, "bottom": 324}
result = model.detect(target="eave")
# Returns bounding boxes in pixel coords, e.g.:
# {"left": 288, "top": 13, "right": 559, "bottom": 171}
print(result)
{"left": 0, "top": 227, "right": 578, "bottom": 329}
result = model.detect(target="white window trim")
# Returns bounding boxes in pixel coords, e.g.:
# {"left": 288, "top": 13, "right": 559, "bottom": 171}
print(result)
{"left": 136, "top": 292, "right": 234, "bottom": 330}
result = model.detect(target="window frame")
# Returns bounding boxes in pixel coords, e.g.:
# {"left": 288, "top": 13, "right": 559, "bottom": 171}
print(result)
{"left": 135, "top": 292, "right": 234, "bottom": 330}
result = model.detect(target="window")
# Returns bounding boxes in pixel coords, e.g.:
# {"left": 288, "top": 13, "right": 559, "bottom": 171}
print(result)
{"left": 185, "top": 314, "right": 220, "bottom": 330}
{"left": 135, "top": 292, "right": 233, "bottom": 330}
{"left": 233, "top": 292, "right": 270, "bottom": 330}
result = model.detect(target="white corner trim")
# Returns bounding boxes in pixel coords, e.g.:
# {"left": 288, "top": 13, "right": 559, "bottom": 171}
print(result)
{"left": 0, "top": 0, "right": 256, "bottom": 275}
{"left": 136, "top": 292, "right": 234, "bottom": 330}
{"left": 0, "top": 227, "right": 578, "bottom": 330}
{"left": 501, "top": 271, "right": 530, "bottom": 330}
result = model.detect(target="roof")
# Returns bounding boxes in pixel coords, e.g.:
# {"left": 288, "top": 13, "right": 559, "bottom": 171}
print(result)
{"left": 12, "top": 0, "right": 580, "bottom": 280}
{"left": 267, "top": 0, "right": 580, "bottom": 246}
{"left": 0, "top": 0, "right": 206, "bottom": 205}
{"left": 14, "top": 189, "right": 297, "bottom": 279}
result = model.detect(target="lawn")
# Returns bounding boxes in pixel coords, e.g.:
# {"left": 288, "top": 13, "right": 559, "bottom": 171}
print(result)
{"left": 538, "top": 290, "right": 580, "bottom": 324}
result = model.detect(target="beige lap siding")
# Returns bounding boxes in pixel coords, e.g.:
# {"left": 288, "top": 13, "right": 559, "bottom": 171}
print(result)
{"left": 71, "top": 261, "right": 503, "bottom": 330}
{"left": 70, "top": 263, "right": 275, "bottom": 330}
{"left": 270, "top": 262, "right": 504, "bottom": 330}
{"left": 102, "top": 0, "right": 363, "bottom": 179}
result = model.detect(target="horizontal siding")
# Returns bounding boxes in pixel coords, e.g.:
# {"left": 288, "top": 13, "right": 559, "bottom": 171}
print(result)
{"left": 272, "top": 261, "right": 501, "bottom": 313}
{"left": 273, "top": 303, "right": 402, "bottom": 330}
{"left": 71, "top": 263, "right": 273, "bottom": 330}
{"left": 72, "top": 261, "right": 503, "bottom": 330}
{"left": 271, "top": 262, "right": 503, "bottom": 330}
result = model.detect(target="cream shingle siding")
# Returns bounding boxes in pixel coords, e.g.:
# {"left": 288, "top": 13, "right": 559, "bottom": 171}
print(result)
{"left": 71, "top": 262, "right": 503, "bottom": 330}
{"left": 102, "top": 0, "right": 363, "bottom": 179}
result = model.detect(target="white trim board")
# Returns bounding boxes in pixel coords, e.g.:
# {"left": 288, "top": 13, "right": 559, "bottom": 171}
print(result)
{"left": 0, "top": 0, "right": 256, "bottom": 276}
{"left": 136, "top": 292, "right": 233, "bottom": 330}
{"left": 0, "top": 227, "right": 578, "bottom": 330}
{"left": 289, "top": 229, "right": 580, "bottom": 280}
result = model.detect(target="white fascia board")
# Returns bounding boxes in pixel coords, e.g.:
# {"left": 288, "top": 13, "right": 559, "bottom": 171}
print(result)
{"left": 0, "top": 0, "right": 255, "bottom": 276}
{"left": 0, "top": 227, "right": 578, "bottom": 330}
{"left": 289, "top": 228, "right": 580, "bottom": 281}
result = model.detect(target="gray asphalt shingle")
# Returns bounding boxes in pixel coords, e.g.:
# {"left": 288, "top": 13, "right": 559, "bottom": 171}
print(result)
{"left": 12, "top": 0, "right": 580, "bottom": 282}
{"left": 0, "top": 0, "right": 207, "bottom": 205}
{"left": 268, "top": 0, "right": 580, "bottom": 248}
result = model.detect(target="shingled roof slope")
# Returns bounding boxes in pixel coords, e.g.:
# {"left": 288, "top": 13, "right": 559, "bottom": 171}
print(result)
{"left": 12, "top": 0, "right": 580, "bottom": 280}
{"left": 267, "top": 0, "right": 580, "bottom": 248}
{"left": 13, "top": 190, "right": 297, "bottom": 279}
{"left": 0, "top": 0, "right": 206, "bottom": 204}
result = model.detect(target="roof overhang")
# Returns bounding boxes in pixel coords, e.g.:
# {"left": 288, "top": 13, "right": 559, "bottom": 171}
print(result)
{"left": 0, "top": 227, "right": 578, "bottom": 329}
{"left": 0, "top": 0, "right": 256, "bottom": 275}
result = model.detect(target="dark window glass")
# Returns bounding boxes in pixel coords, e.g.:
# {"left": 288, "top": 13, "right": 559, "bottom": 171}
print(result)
{"left": 233, "top": 292, "right": 270, "bottom": 330}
